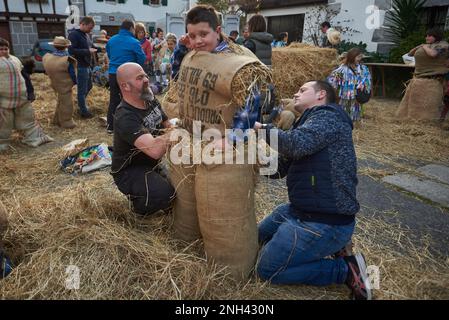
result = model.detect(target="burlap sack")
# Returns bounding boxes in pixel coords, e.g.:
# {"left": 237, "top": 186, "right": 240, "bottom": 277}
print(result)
{"left": 169, "top": 163, "right": 201, "bottom": 242}
{"left": 195, "top": 163, "right": 258, "bottom": 281}
{"left": 414, "top": 42, "right": 449, "bottom": 78}
{"left": 0, "top": 56, "right": 27, "bottom": 110}
{"left": 177, "top": 51, "right": 260, "bottom": 135}
{"left": 43, "top": 54, "right": 76, "bottom": 128}
{"left": 0, "top": 200, "right": 8, "bottom": 240}
{"left": 281, "top": 98, "right": 302, "bottom": 118}
{"left": 277, "top": 110, "right": 296, "bottom": 130}
{"left": 396, "top": 78, "right": 443, "bottom": 120}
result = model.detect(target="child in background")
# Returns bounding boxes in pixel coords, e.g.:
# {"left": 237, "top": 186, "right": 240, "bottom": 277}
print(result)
{"left": 157, "top": 33, "right": 177, "bottom": 87}
{"left": 21, "top": 58, "right": 36, "bottom": 102}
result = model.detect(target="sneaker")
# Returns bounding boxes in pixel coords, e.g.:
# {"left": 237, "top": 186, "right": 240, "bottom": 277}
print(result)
{"left": 344, "top": 253, "right": 372, "bottom": 300}
{"left": 333, "top": 240, "right": 354, "bottom": 258}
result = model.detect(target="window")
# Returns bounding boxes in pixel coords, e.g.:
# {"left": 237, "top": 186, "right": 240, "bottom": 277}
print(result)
{"left": 143, "top": 0, "right": 167, "bottom": 6}
{"left": 420, "top": 6, "right": 448, "bottom": 30}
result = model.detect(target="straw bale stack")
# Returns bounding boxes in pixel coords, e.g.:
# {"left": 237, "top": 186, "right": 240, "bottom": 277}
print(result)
{"left": 272, "top": 43, "right": 339, "bottom": 99}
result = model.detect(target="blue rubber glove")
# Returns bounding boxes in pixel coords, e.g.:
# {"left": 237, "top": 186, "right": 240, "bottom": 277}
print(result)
{"left": 228, "top": 89, "right": 261, "bottom": 143}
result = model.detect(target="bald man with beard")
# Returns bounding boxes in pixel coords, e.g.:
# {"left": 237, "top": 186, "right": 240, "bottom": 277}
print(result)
{"left": 111, "top": 62, "right": 175, "bottom": 216}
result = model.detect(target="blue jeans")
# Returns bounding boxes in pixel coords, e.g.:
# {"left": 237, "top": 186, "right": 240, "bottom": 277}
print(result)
{"left": 77, "top": 67, "right": 93, "bottom": 115}
{"left": 257, "top": 203, "right": 354, "bottom": 286}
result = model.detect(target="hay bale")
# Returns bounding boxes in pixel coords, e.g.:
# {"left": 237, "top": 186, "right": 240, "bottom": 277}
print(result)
{"left": 161, "top": 81, "right": 180, "bottom": 119}
{"left": 272, "top": 46, "right": 338, "bottom": 99}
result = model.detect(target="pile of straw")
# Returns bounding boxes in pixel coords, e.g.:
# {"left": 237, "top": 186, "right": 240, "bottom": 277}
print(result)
{"left": 272, "top": 44, "right": 338, "bottom": 99}
{"left": 0, "top": 74, "right": 448, "bottom": 299}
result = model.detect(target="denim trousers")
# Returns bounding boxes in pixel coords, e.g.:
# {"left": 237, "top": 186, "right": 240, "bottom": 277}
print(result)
{"left": 257, "top": 203, "right": 355, "bottom": 286}
{"left": 77, "top": 67, "right": 93, "bottom": 115}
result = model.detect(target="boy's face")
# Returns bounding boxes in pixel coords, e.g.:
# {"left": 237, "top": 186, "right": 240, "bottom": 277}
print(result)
{"left": 167, "top": 40, "right": 176, "bottom": 52}
{"left": 0, "top": 46, "right": 10, "bottom": 58}
{"left": 187, "top": 22, "right": 221, "bottom": 53}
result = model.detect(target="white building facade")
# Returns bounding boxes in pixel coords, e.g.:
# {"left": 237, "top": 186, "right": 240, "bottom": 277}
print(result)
{"left": 258, "top": 0, "right": 449, "bottom": 55}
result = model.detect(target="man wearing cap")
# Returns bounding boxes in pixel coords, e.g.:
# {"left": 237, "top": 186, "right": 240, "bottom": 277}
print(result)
{"left": 43, "top": 36, "right": 77, "bottom": 129}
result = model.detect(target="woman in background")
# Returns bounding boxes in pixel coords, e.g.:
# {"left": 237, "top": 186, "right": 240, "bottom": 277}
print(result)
{"left": 328, "top": 47, "right": 371, "bottom": 122}
{"left": 135, "top": 23, "right": 153, "bottom": 76}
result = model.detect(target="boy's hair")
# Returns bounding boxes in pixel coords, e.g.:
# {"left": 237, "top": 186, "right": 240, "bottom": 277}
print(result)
{"left": 426, "top": 28, "right": 443, "bottom": 42}
{"left": 165, "top": 33, "right": 177, "bottom": 43}
{"left": 321, "top": 21, "right": 331, "bottom": 29}
{"left": 80, "top": 16, "right": 95, "bottom": 26}
{"left": 0, "top": 37, "right": 10, "bottom": 48}
{"left": 248, "top": 14, "right": 267, "bottom": 33}
{"left": 312, "top": 80, "right": 337, "bottom": 104}
{"left": 186, "top": 5, "right": 221, "bottom": 30}
{"left": 230, "top": 30, "right": 239, "bottom": 37}
{"left": 121, "top": 19, "right": 135, "bottom": 31}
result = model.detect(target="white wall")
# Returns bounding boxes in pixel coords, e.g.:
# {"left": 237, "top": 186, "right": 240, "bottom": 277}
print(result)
{"left": 2, "top": 0, "right": 69, "bottom": 15}
{"left": 332, "top": 0, "right": 377, "bottom": 52}
{"left": 260, "top": 0, "right": 379, "bottom": 52}
{"left": 85, "top": 0, "right": 190, "bottom": 26}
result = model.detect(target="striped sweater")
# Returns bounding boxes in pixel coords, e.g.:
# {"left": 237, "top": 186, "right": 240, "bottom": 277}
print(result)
{"left": 0, "top": 55, "right": 27, "bottom": 109}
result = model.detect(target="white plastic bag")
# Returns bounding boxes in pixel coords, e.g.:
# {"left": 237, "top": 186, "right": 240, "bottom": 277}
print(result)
{"left": 402, "top": 54, "right": 415, "bottom": 66}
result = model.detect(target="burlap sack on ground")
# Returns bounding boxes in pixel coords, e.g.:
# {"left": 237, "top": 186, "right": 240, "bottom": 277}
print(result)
{"left": 396, "top": 78, "right": 443, "bottom": 120}
{"left": 169, "top": 162, "right": 201, "bottom": 242}
{"left": 0, "top": 200, "right": 8, "bottom": 240}
{"left": 0, "top": 102, "right": 53, "bottom": 149}
{"left": 195, "top": 163, "right": 258, "bottom": 281}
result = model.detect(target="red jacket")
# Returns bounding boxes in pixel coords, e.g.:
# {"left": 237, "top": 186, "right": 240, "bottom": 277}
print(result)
{"left": 141, "top": 38, "right": 152, "bottom": 64}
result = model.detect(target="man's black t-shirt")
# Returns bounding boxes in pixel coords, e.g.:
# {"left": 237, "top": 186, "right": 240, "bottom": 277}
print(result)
{"left": 111, "top": 98, "right": 168, "bottom": 175}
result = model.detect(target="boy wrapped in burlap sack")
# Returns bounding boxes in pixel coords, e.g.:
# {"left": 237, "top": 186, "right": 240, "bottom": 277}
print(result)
{"left": 168, "top": 5, "right": 272, "bottom": 282}
{"left": 0, "top": 38, "right": 53, "bottom": 151}
{"left": 43, "top": 36, "right": 78, "bottom": 129}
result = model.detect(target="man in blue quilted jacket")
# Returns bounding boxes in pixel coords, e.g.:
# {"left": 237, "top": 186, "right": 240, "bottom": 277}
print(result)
{"left": 254, "top": 80, "right": 372, "bottom": 300}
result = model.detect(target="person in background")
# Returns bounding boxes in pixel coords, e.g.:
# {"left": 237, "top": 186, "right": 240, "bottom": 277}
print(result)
{"left": 229, "top": 30, "right": 239, "bottom": 43}
{"left": 272, "top": 32, "right": 288, "bottom": 48}
{"left": 244, "top": 14, "right": 274, "bottom": 67}
{"left": 327, "top": 48, "right": 371, "bottom": 123}
{"left": 135, "top": 23, "right": 153, "bottom": 77}
{"left": 156, "top": 33, "right": 177, "bottom": 88}
{"left": 20, "top": 58, "right": 36, "bottom": 102}
{"left": 106, "top": 19, "right": 146, "bottom": 134}
{"left": 43, "top": 36, "right": 78, "bottom": 129}
{"left": 68, "top": 16, "right": 98, "bottom": 118}
{"left": 152, "top": 28, "right": 167, "bottom": 84}
{"left": 320, "top": 21, "right": 332, "bottom": 48}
